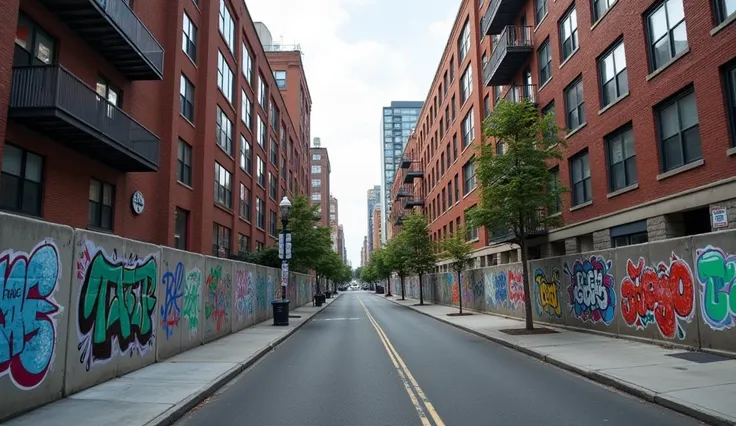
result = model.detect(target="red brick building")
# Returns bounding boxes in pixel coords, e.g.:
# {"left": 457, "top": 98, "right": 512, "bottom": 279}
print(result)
{"left": 390, "top": 0, "right": 736, "bottom": 269}
{"left": 0, "top": 0, "right": 311, "bottom": 258}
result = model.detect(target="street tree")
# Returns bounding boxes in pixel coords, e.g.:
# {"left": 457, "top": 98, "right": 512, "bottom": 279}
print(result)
{"left": 384, "top": 233, "right": 412, "bottom": 300}
{"left": 315, "top": 250, "right": 342, "bottom": 294}
{"left": 283, "top": 195, "right": 333, "bottom": 293}
{"left": 468, "top": 99, "right": 566, "bottom": 330}
{"left": 370, "top": 248, "right": 393, "bottom": 296}
{"left": 402, "top": 212, "right": 436, "bottom": 305}
{"left": 360, "top": 264, "right": 378, "bottom": 288}
{"left": 440, "top": 227, "right": 473, "bottom": 314}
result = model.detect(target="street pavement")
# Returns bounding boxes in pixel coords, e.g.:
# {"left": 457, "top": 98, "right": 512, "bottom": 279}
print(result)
{"left": 174, "top": 291, "right": 702, "bottom": 426}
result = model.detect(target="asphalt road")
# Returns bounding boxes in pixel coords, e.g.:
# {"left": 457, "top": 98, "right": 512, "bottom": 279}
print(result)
{"left": 175, "top": 292, "right": 703, "bottom": 426}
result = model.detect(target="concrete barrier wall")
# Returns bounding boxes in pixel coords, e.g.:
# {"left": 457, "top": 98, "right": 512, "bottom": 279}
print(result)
{"left": 417, "top": 229, "right": 736, "bottom": 355}
{"left": 0, "top": 212, "right": 316, "bottom": 422}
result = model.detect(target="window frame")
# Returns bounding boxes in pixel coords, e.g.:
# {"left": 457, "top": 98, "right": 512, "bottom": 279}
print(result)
{"left": 240, "top": 134, "right": 252, "bottom": 174}
{"left": 0, "top": 143, "right": 44, "bottom": 216}
{"left": 538, "top": 38, "right": 552, "bottom": 85}
{"left": 179, "top": 74, "right": 195, "bottom": 122}
{"left": 239, "top": 182, "right": 251, "bottom": 221}
{"left": 174, "top": 208, "right": 189, "bottom": 250}
{"left": 646, "top": 0, "right": 688, "bottom": 72}
{"left": 569, "top": 150, "right": 592, "bottom": 206}
{"left": 461, "top": 108, "right": 475, "bottom": 149}
{"left": 216, "top": 50, "right": 234, "bottom": 103}
{"left": 564, "top": 77, "right": 585, "bottom": 130}
{"left": 605, "top": 124, "right": 637, "bottom": 192}
{"left": 177, "top": 138, "right": 192, "bottom": 186}
{"left": 214, "top": 162, "right": 233, "bottom": 209}
{"left": 13, "top": 13, "right": 57, "bottom": 66}
{"left": 559, "top": 6, "right": 579, "bottom": 61}
{"left": 724, "top": 62, "right": 736, "bottom": 147}
{"left": 598, "top": 40, "right": 628, "bottom": 107}
{"left": 655, "top": 87, "right": 702, "bottom": 172}
{"left": 462, "top": 159, "right": 476, "bottom": 195}
{"left": 218, "top": 0, "right": 234, "bottom": 53}
{"left": 182, "top": 12, "right": 197, "bottom": 62}
{"left": 274, "top": 70, "right": 286, "bottom": 89}
{"left": 88, "top": 178, "right": 115, "bottom": 230}
{"left": 215, "top": 106, "right": 233, "bottom": 154}
{"left": 212, "top": 222, "right": 231, "bottom": 257}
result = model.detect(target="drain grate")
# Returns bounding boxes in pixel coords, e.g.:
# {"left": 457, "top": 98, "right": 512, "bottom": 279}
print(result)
{"left": 665, "top": 351, "right": 730, "bottom": 364}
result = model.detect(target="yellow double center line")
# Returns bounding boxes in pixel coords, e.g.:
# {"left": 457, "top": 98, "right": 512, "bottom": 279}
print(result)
{"left": 358, "top": 297, "right": 445, "bottom": 426}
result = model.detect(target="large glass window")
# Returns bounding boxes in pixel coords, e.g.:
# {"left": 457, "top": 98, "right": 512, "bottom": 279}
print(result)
{"left": 559, "top": 7, "right": 579, "bottom": 61}
{"left": 0, "top": 144, "right": 43, "bottom": 216}
{"left": 269, "top": 210, "right": 278, "bottom": 237}
{"left": 257, "top": 116, "right": 266, "bottom": 148}
{"left": 218, "top": 0, "right": 234, "bottom": 53}
{"left": 215, "top": 106, "right": 233, "bottom": 154}
{"left": 726, "top": 64, "right": 736, "bottom": 146}
{"left": 458, "top": 19, "right": 470, "bottom": 62}
{"left": 269, "top": 172, "right": 277, "bottom": 200}
{"left": 715, "top": 0, "right": 736, "bottom": 22}
{"left": 182, "top": 12, "right": 197, "bottom": 62}
{"left": 179, "top": 74, "right": 195, "bottom": 122}
{"left": 240, "top": 183, "right": 251, "bottom": 221}
{"left": 214, "top": 162, "right": 232, "bottom": 208}
{"left": 312, "top": 165, "right": 321, "bottom": 174}
{"left": 241, "top": 90, "right": 252, "bottom": 129}
{"left": 460, "top": 65, "right": 473, "bottom": 104}
{"left": 569, "top": 150, "right": 591, "bottom": 205}
{"left": 538, "top": 39, "right": 552, "bottom": 85}
{"left": 564, "top": 77, "right": 585, "bottom": 130}
{"left": 242, "top": 42, "right": 252, "bottom": 84}
{"left": 463, "top": 160, "right": 476, "bottom": 195}
{"left": 593, "top": 0, "right": 615, "bottom": 21}
{"left": 599, "top": 42, "right": 628, "bottom": 106}
{"left": 14, "top": 13, "right": 56, "bottom": 66}
{"left": 274, "top": 71, "right": 286, "bottom": 88}
{"left": 657, "top": 89, "right": 701, "bottom": 171}
{"left": 174, "top": 208, "right": 188, "bottom": 250}
{"left": 535, "top": 0, "right": 547, "bottom": 23}
{"left": 177, "top": 139, "right": 192, "bottom": 186}
{"left": 88, "top": 179, "right": 114, "bottom": 230}
{"left": 461, "top": 108, "right": 475, "bottom": 149}
{"left": 256, "top": 197, "right": 265, "bottom": 228}
{"left": 647, "top": 0, "right": 687, "bottom": 71}
{"left": 606, "top": 125, "right": 637, "bottom": 191}
{"left": 257, "top": 156, "right": 265, "bottom": 187}
{"left": 258, "top": 74, "right": 268, "bottom": 108}
{"left": 217, "top": 50, "right": 234, "bottom": 103}
{"left": 240, "top": 135, "right": 252, "bottom": 174}
{"left": 212, "top": 223, "right": 231, "bottom": 257}
{"left": 238, "top": 234, "right": 250, "bottom": 256}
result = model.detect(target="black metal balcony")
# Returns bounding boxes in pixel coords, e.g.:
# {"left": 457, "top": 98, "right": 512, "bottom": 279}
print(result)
{"left": 484, "top": 26, "right": 533, "bottom": 86}
{"left": 395, "top": 187, "right": 411, "bottom": 201}
{"left": 403, "top": 197, "right": 425, "bottom": 209}
{"left": 400, "top": 155, "right": 412, "bottom": 168}
{"left": 38, "top": 0, "right": 164, "bottom": 80}
{"left": 481, "top": 0, "right": 527, "bottom": 36}
{"left": 487, "top": 210, "right": 548, "bottom": 245}
{"left": 9, "top": 65, "right": 160, "bottom": 172}
{"left": 503, "top": 84, "right": 538, "bottom": 105}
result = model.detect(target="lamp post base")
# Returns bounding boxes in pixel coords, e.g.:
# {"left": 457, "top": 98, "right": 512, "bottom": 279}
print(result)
{"left": 272, "top": 300, "right": 290, "bottom": 326}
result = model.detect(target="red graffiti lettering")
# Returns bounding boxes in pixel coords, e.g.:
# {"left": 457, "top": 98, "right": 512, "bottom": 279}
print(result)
{"left": 620, "top": 255, "right": 694, "bottom": 339}
{"left": 508, "top": 270, "right": 525, "bottom": 307}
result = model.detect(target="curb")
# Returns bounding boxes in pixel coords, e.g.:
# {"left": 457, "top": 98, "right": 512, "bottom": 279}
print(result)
{"left": 148, "top": 294, "right": 340, "bottom": 426}
{"left": 377, "top": 295, "right": 732, "bottom": 426}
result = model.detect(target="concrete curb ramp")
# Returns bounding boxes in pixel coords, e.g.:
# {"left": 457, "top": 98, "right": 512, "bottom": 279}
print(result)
{"left": 377, "top": 294, "right": 735, "bottom": 426}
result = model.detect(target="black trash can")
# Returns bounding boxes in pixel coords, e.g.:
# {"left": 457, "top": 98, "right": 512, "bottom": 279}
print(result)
{"left": 325, "top": 290, "right": 332, "bottom": 298}
{"left": 272, "top": 300, "right": 290, "bottom": 326}
{"left": 315, "top": 294, "right": 323, "bottom": 306}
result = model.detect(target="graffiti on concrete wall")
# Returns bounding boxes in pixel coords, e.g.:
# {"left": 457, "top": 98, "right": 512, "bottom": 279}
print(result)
{"left": 484, "top": 271, "right": 508, "bottom": 308}
{"left": 564, "top": 256, "right": 616, "bottom": 325}
{"left": 182, "top": 267, "right": 201, "bottom": 337}
{"left": 160, "top": 262, "right": 183, "bottom": 339}
{"left": 256, "top": 274, "right": 268, "bottom": 310}
{"left": 507, "top": 270, "right": 525, "bottom": 308}
{"left": 535, "top": 268, "right": 562, "bottom": 318}
{"left": 696, "top": 246, "right": 736, "bottom": 331}
{"left": 204, "top": 264, "right": 231, "bottom": 333}
{"left": 235, "top": 270, "right": 254, "bottom": 319}
{"left": 620, "top": 254, "right": 694, "bottom": 340}
{"left": 441, "top": 273, "right": 453, "bottom": 303}
{"left": 461, "top": 272, "right": 474, "bottom": 305}
{"left": 0, "top": 241, "right": 62, "bottom": 390}
{"left": 76, "top": 241, "right": 157, "bottom": 370}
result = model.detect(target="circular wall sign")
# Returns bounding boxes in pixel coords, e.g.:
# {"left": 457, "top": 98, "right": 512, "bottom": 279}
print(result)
{"left": 132, "top": 191, "right": 145, "bottom": 215}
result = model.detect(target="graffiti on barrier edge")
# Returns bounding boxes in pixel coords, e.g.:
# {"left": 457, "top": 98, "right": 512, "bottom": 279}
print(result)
{"left": 485, "top": 271, "right": 508, "bottom": 307}
{"left": 564, "top": 256, "right": 616, "bottom": 325}
{"left": 204, "top": 264, "right": 230, "bottom": 333}
{"left": 620, "top": 254, "right": 694, "bottom": 340}
{"left": 160, "top": 262, "right": 183, "bottom": 339}
{"left": 535, "top": 268, "right": 562, "bottom": 318}
{"left": 0, "top": 241, "right": 62, "bottom": 390}
{"left": 76, "top": 240, "right": 157, "bottom": 370}
{"left": 235, "top": 270, "right": 254, "bottom": 319}
{"left": 182, "top": 267, "right": 201, "bottom": 337}
{"left": 696, "top": 246, "right": 736, "bottom": 331}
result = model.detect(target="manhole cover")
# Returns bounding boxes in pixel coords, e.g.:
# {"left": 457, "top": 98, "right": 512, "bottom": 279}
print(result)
{"left": 665, "top": 352, "right": 730, "bottom": 364}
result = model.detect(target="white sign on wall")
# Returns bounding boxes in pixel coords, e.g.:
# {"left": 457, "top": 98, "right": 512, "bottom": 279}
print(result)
{"left": 711, "top": 207, "right": 728, "bottom": 228}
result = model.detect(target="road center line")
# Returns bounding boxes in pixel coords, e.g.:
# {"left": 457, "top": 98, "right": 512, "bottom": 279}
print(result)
{"left": 359, "top": 297, "right": 446, "bottom": 426}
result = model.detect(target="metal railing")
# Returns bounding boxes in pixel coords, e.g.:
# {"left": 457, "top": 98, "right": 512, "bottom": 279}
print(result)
{"left": 10, "top": 65, "right": 160, "bottom": 165}
{"left": 484, "top": 26, "right": 533, "bottom": 85}
{"left": 94, "top": 0, "right": 164, "bottom": 74}
{"left": 262, "top": 44, "right": 302, "bottom": 52}
{"left": 481, "top": 0, "right": 503, "bottom": 36}
{"left": 503, "top": 84, "right": 538, "bottom": 104}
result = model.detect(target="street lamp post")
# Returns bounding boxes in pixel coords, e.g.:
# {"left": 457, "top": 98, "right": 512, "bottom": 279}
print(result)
{"left": 272, "top": 196, "right": 292, "bottom": 326}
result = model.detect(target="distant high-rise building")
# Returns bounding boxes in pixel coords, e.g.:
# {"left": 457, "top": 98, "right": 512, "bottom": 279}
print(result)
{"left": 329, "top": 195, "right": 339, "bottom": 252}
{"left": 372, "top": 205, "right": 382, "bottom": 253}
{"left": 366, "top": 185, "right": 381, "bottom": 256}
{"left": 310, "top": 138, "right": 330, "bottom": 227}
{"left": 380, "top": 101, "right": 423, "bottom": 243}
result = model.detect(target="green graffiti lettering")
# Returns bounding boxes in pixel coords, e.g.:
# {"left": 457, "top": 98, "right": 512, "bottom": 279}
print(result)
{"left": 696, "top": 247, "right": 736, "bottom": 330}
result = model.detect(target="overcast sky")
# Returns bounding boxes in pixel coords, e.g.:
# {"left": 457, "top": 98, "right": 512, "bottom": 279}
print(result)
{"left": 248, "top": 0, "right": 457, "bottom": 267}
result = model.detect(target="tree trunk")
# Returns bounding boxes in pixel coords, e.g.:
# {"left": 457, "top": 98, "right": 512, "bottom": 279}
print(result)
{"left": 418, "top": 273, "right": 424, "bottom": 305}
{"left": 386, "top": 277, "right": 392, "bottom": 296}
{"left": 400, "top": 275, "right": 405, "bottom": 300}
{"left": 458, "top": 270, "right": 463, "bottom": 314}
{"left": 520, "top": 240, "right": 534, "bottom": 330}
{"left": 316, "top": 272, "right": 321, "bottom": 294}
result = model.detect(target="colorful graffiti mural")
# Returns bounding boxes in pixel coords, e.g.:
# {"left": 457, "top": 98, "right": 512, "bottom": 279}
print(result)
{"left": 535, "top": 268, "right": 562, "bottom": 318}
{"left": 697, "top": 246, "right": 736, "bottom": 330}
{"left": 76, "top": 240, "right": 157, "bottom": 371}
{"left": 235, "top": 270, "right": 254, "bottom": 319}
{"left": 0, "top": 241, "right": 62, "bottom": 390}
{"left": 620, "top": 254, "right": 694, "bottom": 339}
{"left": 256, "top": 274, "right": 268, "bottom": 310}
{"left": 507, "top": 270, "right": 524, "bottom": 308}
{"left": 182, "top": 267, "right": 201, "bottom": 337}
{"left": 160, "top": 262, "right": 184, "bottom": 339}
{"left": 564, "top": 256, "right": 616, "bottom": 325}
{"left": 204, "top": 264, "right": 231, "bottom": 333}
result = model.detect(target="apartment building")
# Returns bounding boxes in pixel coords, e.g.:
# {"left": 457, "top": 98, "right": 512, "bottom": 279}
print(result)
{"left": 0, "top": 1, "right": 313, "bottom": 258}
{"left": 310, "top": 138, "right": 331, "bottom": 227}
{"left": 392, "top": 0, "right": 736, "bottom": 267}
{"left": 361, "top": 236, "right": 368, "bottom": 266}
{"left": 372, "top": 205, "right": 382, "bottom": 252}
{"left": 366, "top": 184, "right": 381, "bottom": 255}
{"left": 329, "top": 194, "right": 338, "bottom": 251}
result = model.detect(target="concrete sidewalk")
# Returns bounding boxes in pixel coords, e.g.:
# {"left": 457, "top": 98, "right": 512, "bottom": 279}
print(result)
{"left": 379, "top": 294, "right": 736, "bottom": 426}
{"left": 6, "top": 295, "right": 340, "bottom": 426}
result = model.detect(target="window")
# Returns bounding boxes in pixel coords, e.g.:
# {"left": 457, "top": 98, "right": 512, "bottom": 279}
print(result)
{"left": 599, "top": 42, "right": 628, "bottom": 106}
{"left": 270, "top": 103, "right": 280, "bottom": 130}
{"left": 217, "top": 51, "right": 234, "bottom": 103}
{"left": 313, "top": 153, "right": 321, "bottom": 161}
{"left": 458, "top": 19, "right": 470, "bottom": 62}
{"left": 463, "top": 160, "right": 476, "bottom": 195}
{"left": 179, "top": 74, "right": 194, "bottom": 121}
{"left": 95, "top": 76, "right": 121, "bottom": 119}
{"left": 715, "top": 0, "right": 736, "bottom": 22}
{"left": 182, "top": 12, "right": 197, "bottom": 62}
{"left": 460, "top": 65, "right": 473, "bottom": 104}
{"left": 448, "top": 180, "right": 453, "bottom": 205}
{"left": 274, "top": 71, "right": 286, "bottom": 88}
{"left": 564, "top": 78, "right": 585, "bottom": 130}
{"left": 0, "top": 144, "right": 43, "bottom": 216}
{"left": 270, "top": 138, "right": 278, "bottom": 164}
{"left": 452, "top": 134, "right": 458, "bottom": 160}
{"left": 559, "top": 7, "right": 579, "bottom": 61}
{"left": 538, "top": 39, "right": 552, "bottom": 85}
{"left": 281, "top": 157, "right": 287, "bottom": 180}
{"left": 13, "top": 14, "right": 56, "bottom": 66}
{"left": 238, "top": 234, "right": 250, "bottom": 256}
{"left": 177, "top": 139, "right": 192, "bottom": 186}
{"left": 312, "top": 165, "right": 322, "bottom": 174}
{"left": 212, "top": 223, "right": 231, "bottom": 257}
{"left": 257, "top": 156, "right": 265, "bottom": 187}
{"left": 647, "top": 0, "right": 687, "bottom": 71}
{"left": 174, "top": 208, "right": 189, "bottom": 250}
{"left": 269, "top": 173, "right": 277, "bottom": 200}
{"left": 484, "top": 95, "right": 490, "bottom": 117}
{"left": 215, "top": 106, "right": 233, "bottom": 154}
{"left": 240, "top": 183, "right": 251, "bottom": 221}
{"left": 451, "top": 95, "right": 457, "bottom": 121}
{"left": 549, "top": 167, "right": 562, "bottom": 214}
{"left": 269, "top": 210, "right": 278, "bottom": 236}
{"left": 657, "top": 89, "right": 701, "bottom": 171}
{"left": 241, "top": 90, "right": 252, "bottom": 129}
{"left": 461, "top": 109, "right": 475, "bottom": 149}
{"left": 726, "top": 64, "right": 736, "bottom": 146}
{"left": 611, "top": 221, "right": 649, "bottom": 247}
{"left": 593, "top": 0, "right": 615, "bottom": 21}
{"left": 218, "top": 0, "right": 234, "bottom": 53}
{"left": 570, "top": 150, "right": 591, "bottom": 206}
{"left": 257, "top": 116, "right": 266, "bottom": 148}
{"left": 258, "top": 75, "right": 267, "bottom": 109}
{"left": 242, "top": 42, "right": 253, "bottom": 84}
{"left": 312, "top": 192, "right": 321, "bottom": 201}
{"left": 312, "top": 179, "right": 321, "bottom": 187}
{"left": 88, "top": 179, "right": 114, "bottom": 230}
{"left": 214, "top": 162, "right": 232, "bottom": 208}
{"left": 450, "top": 57, "right": 455, "bottom": 81}
{"left": 240, "top": 135, "right": 252, "bottom": 174}
{"left": 256, "top": 197, "right": 265, "bottom": 229}
{"left": 465, "top": 209, "right": 479, "bottom": 240}
{"left": 542, "top": 102, "right": 556, "bottom": 139}
{"left": 535, "top": 0, "right": 547, "bottom": 22}
{"left": 605, "top": 125, "right": 637, "bottom": 192}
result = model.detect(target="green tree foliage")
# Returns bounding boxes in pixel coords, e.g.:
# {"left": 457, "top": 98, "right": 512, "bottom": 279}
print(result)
{"left": 360, "top": 264, "right": 378, "bottom": 285}
{"left": 369, "top": 248, "right": 393, "bottom": 296}
{"left": 440, "top": 227, "right": 473, "bottom": 314}
{"left": 384, "top": 234, "right": 412, "bottom": 300}
{"left": 468, "top": 100, "right": 567, "bottom": 329}
{"left": 353, "top": 267, "right": 363, "bottom": 280}
{"left": 401, "top": 212, "right": 436, "bottom": 304}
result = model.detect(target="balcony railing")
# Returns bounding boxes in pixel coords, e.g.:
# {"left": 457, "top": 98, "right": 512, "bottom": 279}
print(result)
{"left": 481, "top": 0, "right": 527, "bottom": 36}
{"left": 38, "top": 0, "right": 164, "bottom": 80}
{"left": 503, "top": 84, "right": 538, "bottom": 104}
{"left": 395, "top": 187, "right": 412, "bottom": 201}
{"left": 9, "top": 65, "right": 160, "bottom": 171}
{"left": 484, "top": 26, "right": 533, "bottom": 86}
{"left": 403, "top": 197, "right": 425, "bottom": 209}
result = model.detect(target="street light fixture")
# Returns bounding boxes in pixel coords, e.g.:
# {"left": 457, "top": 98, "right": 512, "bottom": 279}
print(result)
{"left": 273, "top": 196, "right": 292, "bottom": 326}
